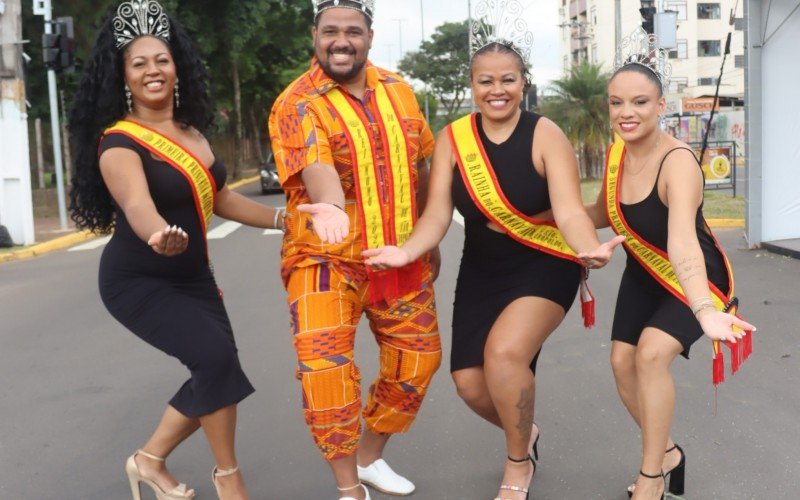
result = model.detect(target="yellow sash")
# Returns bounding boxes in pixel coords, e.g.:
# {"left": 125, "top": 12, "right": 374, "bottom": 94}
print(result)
{"left": 604, "top": 138, "right": 751, "bottom": 384}
{"left": 104, "top": 120, "right": 217, "bottom": 235}
{"left": 448, "top": 113, "right": 596, "bottom": 327}
{"left": 322, "top": 81, "right": 421, "bottom": 303}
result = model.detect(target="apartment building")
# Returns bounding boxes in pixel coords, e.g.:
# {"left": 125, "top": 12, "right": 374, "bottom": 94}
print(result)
{"left": 557, "top": 0, "right": 744, "bottom": 98}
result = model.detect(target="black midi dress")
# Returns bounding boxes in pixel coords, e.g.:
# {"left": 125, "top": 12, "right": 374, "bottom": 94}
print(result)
{"left": 450, "top": 112, "right": 582, "bottom": 373}
{"left": 97, "top": 132, "right": 254, "bottom": 418}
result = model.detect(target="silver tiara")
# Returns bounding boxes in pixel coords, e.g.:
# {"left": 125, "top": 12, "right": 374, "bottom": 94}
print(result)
{"left": 112, "top": 0, "right": 171, "bottom": 49}
{"left": 470, "top": 0, "right": 533, "bottom": 63}
{"left": 313, "top": 0, "right": 375, "bottom": 21}
{"left": 613, "top": 27, "right": 672, "bottom": 91}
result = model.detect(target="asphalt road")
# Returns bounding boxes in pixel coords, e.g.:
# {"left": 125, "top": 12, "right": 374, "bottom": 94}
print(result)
{"left": 1, "top": 183, "right": 798, "bottom": 499}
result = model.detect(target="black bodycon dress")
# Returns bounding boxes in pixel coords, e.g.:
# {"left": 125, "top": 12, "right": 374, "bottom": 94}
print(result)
{"left": 98, "top": 133, "right": 254, "bottom": 418}
{"left": 450, "top": 111, "right": 582, "bottom": 373}
{"left": 611, "top": 147, "right": 730, "bottom": 358}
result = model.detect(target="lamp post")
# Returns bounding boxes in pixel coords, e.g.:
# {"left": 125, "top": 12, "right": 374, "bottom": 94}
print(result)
{"left": 420, "top": 0, "right": 429, "bottom": 123}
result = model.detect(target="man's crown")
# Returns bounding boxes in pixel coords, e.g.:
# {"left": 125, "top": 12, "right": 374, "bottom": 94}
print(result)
{"left": 613, "top": 27, "right": 672, "bottom": 91}
{"left": 470, "top": 0, "right": 534, "bottom": 63}
{"left": 313, "top": 0, "right": 375, "bottom": 22}
{"left": 112, "top": 0, "right": 171, "bottom": 49}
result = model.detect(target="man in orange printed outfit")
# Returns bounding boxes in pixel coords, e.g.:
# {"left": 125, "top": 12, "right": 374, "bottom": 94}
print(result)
{"left": 268, "top": 1, "right": 441, "bottom": 498}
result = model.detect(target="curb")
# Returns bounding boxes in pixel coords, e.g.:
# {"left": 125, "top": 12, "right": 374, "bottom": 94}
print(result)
{"left": 1, "top": 176, "right": 261, "bottom": 265}
{"left": 707, "top": 218, "right": 745, "bottom": 228}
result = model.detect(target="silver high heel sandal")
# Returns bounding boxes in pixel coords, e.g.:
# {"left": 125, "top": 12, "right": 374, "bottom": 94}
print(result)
{"left": 125, "top": 449, "right": 195, "bottom": 500}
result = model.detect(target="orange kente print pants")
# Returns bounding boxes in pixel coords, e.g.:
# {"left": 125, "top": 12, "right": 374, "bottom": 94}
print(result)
{"left": 285, "top": 262, "right": 441, "bottom": 460}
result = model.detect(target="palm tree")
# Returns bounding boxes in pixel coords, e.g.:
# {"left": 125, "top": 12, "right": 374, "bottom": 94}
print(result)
{"left": 539, "top": 62, "right": 611, "bottom": 179}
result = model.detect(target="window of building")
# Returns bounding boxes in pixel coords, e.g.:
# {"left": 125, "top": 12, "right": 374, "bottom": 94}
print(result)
{"left": 669, "top": 39, "right": 688, "bottom": 59}
{"left": 590, "top": 6, "right": 597, "bottom": 25}
{"left": 669, "top": 77, "right": 689, "bottom": 93}
{"left": 698, "top": 40, "right": 721, "bottom": 57}
{"left": 697, "top": 3, "right": 721, "bottom": 19}
{"left": 735, "top": 54, "right": 745, "bottom": 68}
{"left": 734, "top": 17, "right": 744, "bottom": 31}
{"left": 665, "top": 1, "right": 688, "bottom": 20}
{"left": 698, "top": 77, "right": 718, "bottom": 86}
{"left": 592, "top": 44, "right": 598, "bottom": 63}
{"left": 563, "top": 55, "right": 569, "bottom": 72}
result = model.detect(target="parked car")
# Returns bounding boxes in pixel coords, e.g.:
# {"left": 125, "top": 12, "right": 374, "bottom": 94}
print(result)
{"left": 260, "top": 153, "right": 281, "bottom": 194}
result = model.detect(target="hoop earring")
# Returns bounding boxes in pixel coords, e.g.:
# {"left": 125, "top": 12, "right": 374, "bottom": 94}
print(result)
{"left": 125, "top": 84, "right": 132, "bottom": 113}
{"left": 174, "top": 79, "right": 180, "bottom": 109}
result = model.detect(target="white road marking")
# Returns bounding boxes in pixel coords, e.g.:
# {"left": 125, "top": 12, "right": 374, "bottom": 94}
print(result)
{"left": 68, "top": 236, "right": 111, "bottom": 251}
{"left": 262, "top": 229, "right": 283, "bottom": 236}
{"left": 207, "top": 221, "right": 242, "bottom": 240}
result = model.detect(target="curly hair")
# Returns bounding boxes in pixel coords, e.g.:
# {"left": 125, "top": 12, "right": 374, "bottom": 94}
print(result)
{"left": 68, "top": 6, "right": 213, "bottom": 233}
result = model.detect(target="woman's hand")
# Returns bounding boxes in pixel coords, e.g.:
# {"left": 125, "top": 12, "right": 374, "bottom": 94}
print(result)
{"left": 296, "top": 203, "right": 349, "bottom": 244}
{"left": 696, "top": 309, "right": 756, "bottom": 344}
{"left": 577, "top": 234, "right": 626, "bottom": 269}
{"left": 362, "top": 245, "right": 412, "bottom": 269}
{"left": 148, "top": 225, "right": 188, "bottom": 256}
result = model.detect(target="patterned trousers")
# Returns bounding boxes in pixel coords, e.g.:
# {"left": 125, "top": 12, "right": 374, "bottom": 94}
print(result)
{"left": 285, "top": 261, "right": 441, "bottom": 460}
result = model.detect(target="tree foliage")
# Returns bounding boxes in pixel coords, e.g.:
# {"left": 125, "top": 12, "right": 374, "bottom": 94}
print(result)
{"left": 538, "top": 62, "right": 611, "bottom": 178}
{"left": 398, "top": 20, "right": 471, "bottom": 124}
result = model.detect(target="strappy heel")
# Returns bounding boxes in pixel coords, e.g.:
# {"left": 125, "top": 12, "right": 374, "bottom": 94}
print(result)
{"left": 125, "top": 449, "right": 195, "bottom": 500}
{"left": 634, "top": 469, "right": 666, "bottom": 499}
{"left": 494, "top": 455, "right": 536, "bottom": 500}
{"left": 337, "top": 482, "right": 371, "bottom": 500}
{"left": 628, "top": 444, "right": 685, "bottom": 497}
{"left": 212, "top": 464, "right": 241, "bottom": 498}
{"left": 530, "top": 424, "right": 540, "bottom": 461}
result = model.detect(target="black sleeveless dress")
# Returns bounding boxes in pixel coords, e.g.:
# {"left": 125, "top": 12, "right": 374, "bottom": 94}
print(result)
{"left": 97, "top": 133, "right": 254, "bottom": 418}
{"left": 450, "top": 112, "right": 582, "bottom": 372}
{"left": 611, "top": 147, "right": 730, "bottom": 358}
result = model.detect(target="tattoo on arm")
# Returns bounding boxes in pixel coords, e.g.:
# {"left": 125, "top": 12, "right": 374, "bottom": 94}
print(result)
{"left": 675, "top": 256, "right": 703, "bottom": 283}
{"left": 515, "top": 385, "right": 535, "bottom": 439}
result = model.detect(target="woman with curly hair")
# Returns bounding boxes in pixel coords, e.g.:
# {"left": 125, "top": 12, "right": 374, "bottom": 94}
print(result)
{"left": 69, "top": 2, "right": 292, "bottom": 498}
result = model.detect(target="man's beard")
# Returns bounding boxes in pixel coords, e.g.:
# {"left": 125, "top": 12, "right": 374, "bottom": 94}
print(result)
{"left": 319, "top": 52, "right": 367, "bottom": 83}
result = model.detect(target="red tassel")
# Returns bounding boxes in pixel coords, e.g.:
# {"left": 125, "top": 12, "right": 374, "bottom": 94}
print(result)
{"left": 712, "top": 348, "right": 725, "bottom": 386}
{"left": 728, "top": 340, "right": 740, "bottom": 374}
{"left": 742, "top": 329, "right": 753, "bottom": 360}
{"left": 367, "top": 261, "right": 423, "bottom": 304}
{"left": 581, "top": 297, "right": 595, "bottom": 328}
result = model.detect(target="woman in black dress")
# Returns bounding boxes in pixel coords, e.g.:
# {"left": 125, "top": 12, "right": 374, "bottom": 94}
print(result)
{"left": 363, "top": 42, "right": 623, "bottom": 499}
{"left": 584, "top": 50, "right": 755, "bottom": 498}
{"left": 68, "top": 2, "right": 292, "bottom": 499}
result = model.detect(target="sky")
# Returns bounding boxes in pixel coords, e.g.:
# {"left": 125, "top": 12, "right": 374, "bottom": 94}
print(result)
{"left": 367, "top": 0, "right": 562, "bottom": 89}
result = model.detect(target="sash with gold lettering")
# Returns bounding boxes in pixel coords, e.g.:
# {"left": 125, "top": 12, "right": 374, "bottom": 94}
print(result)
{"left": 604, "top": 139, "right": 752, "bottom": 385}
{"left": 447, "top": 113, "right": 596, "bottom": 327}
{"left": 322, "top": 83, "right": 422, "bottom": 304}
{"left": 103, "top": 120, "right": 218, "bottom": 262}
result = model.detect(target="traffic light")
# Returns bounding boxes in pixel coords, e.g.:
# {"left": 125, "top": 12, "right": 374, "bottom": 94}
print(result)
{"left": 640, "top": 1, "right": 656, "bottom": 34}
{"left": 42, "top": 17, "right": 75, "bottom": 73}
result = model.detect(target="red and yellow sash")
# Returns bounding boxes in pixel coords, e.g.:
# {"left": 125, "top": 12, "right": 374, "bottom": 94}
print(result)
{"left": 447, "top": 113, "right": 596, "bottom": 327}
{"left": 604, "top": 139, "right": 752, "bottom": 385}
{"left": 103, "top": 120, "right": 218, "bottom": 260}
{"left": 323, "top": 83, "right": 422, "bottom": 303}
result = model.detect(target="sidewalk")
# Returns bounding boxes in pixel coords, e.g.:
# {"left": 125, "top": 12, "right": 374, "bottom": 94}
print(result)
{"left": 0, "top": 174, "right": 259, "bottom": 263}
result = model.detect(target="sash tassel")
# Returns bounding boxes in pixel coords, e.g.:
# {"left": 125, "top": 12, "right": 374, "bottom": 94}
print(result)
{"left": 579, "top": 275, "right": 595, "bottom": 328}
{"left": 713, "top": 342, "right": 725, "bottom": 386}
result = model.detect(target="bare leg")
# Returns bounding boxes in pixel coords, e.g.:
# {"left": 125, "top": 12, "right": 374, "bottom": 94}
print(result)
{"left": 484, "top": 297, "right": 564, "bottom": 500}
{"left": 452, "top": 367, "right": 502, "bottom": 427}
{"left": 357, "top": 429, "right": 390, "bottom": 467}
{"left": 200, "top": 404, "right": 249, "bottom": 500}
{"left": 135, "top": 405, "right": 200, "bottom": 493}
{"left": 630, "top": 328, "right": 682, "bottom": 500}
{"left": 329, "top": 455, "right": 366, "bottom": 500}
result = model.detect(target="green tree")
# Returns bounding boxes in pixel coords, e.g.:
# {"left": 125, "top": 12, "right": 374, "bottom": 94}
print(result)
{"left": 539, "top": 62, "right": 611, "bottom": 179}
{"left": 398, "top": 20, "right": 471, "bottom": 123}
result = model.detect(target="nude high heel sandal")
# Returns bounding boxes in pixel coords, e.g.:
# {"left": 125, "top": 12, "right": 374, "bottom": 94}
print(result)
{"left": 212, "top": 464, "right": 241, "bottom": 498}
{"left": 125, "top": 449, "right": 195, "bottom": 500}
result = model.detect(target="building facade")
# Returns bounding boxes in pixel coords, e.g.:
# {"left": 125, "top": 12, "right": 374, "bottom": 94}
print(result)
{"left": 557, "top": 0, "right": 745, "bottom": 99}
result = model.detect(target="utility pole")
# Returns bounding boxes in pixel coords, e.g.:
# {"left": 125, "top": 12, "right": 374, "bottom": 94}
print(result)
{"left": 392, "top": 18, "right": 407, "bottom": 60}
{"left": 419, "top": 0, "right": 429, "bottom": 123}
{"left": 33, "top": 0, "right": 68, "bottom": 230}
{"left": 615, "top": 0, "right": 622, "bottom": 53}
{"left": 468, "top": 0, "right": 474, "bottom": 110}
{"left": 0, "top": 0, "right": 36, "bottom": 245}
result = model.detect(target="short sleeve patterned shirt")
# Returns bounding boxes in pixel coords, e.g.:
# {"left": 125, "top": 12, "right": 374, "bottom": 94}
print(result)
{"left": 268, "top": 59, "right": 435, "bottom": 282}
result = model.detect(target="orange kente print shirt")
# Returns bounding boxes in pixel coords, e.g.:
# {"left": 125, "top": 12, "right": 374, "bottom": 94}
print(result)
{"left": 268, "top": 59, "right": 435, "bottom": 284}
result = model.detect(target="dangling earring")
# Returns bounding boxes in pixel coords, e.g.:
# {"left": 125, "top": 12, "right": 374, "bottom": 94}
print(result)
{"left": 125, "top": 84, "right": 132, "bottom": 113}
{"left": 174, "top": 79, "right": 180, "bottom": 109}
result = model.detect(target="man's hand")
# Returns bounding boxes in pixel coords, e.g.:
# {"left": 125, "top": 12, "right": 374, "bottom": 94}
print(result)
{"left": 148, "top": 225, "right": 188, "bottom": 256}
{"left": 362, "top": 246, "right": 412, "bottom": 269}
{"left": 296, "top": 203, "right": 350, "bottom": 244}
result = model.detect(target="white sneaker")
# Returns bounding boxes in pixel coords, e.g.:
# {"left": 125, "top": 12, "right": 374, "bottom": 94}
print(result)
{"left": 339, "top": 483, "right": 371, "bottom": 500}
{"left": 357, "top": 458, "right": 415, "bottom": 496}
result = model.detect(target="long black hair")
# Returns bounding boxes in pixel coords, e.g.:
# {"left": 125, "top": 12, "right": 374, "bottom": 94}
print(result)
{"left": 68, "top": 6, "right": 213, "bottom": 233}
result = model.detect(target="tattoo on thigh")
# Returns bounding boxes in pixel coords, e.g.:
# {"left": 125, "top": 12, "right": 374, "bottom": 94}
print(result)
{"left": 515, "top": 385, "right": 535, "bottom": 438}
